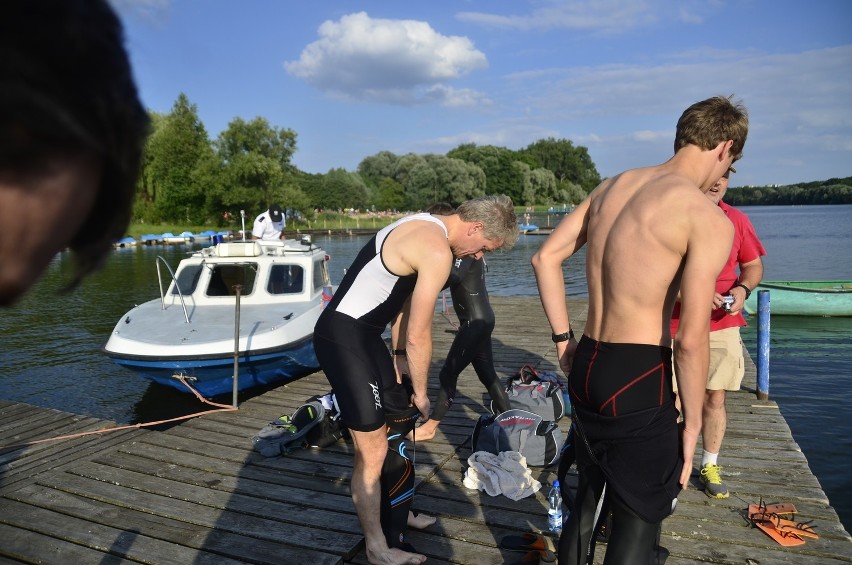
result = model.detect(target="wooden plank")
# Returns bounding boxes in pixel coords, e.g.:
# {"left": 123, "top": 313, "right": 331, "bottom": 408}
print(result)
{"left": 1, "top": 490, "right": 339, "bottom": 565}
{"left": 0, "top": 496, "right": 252, "bottom": 565}
{"left": 28, "top": 469, "right": 362, "bottom": 559}
{"left": 0, "top": 521, "right": 133, "bottom": 564}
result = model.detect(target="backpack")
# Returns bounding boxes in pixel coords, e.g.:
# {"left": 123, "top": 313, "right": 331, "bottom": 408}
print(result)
{"left": 471, "top": 408, "right": 563, "bottom": 467}
{"left": 252, "top": 400, "right": 326, "bottom": 457}
{"left": 493, "top": 364, "right": 566, "bottom": 422}
{"left": 304, "top": 392, "right": 349, "bottom": 448}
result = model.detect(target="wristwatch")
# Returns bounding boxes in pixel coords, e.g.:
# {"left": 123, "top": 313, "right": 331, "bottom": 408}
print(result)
{"left": 734, "top": 283, "right": 752, "bottom": 300}
{"left": 551, "top": 329, "right": 575, "bottom": 343}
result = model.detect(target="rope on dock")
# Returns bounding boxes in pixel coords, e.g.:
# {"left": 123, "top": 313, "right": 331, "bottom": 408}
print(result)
{"left": 0, "top": 376, "right": 237, "bottom": 451}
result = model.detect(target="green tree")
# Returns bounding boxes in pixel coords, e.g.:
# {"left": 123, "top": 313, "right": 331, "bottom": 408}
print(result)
{"left": 447, "top": 144, "right": 525, "bottom": 203}
{"left": 146, "top": 93, "right": 212, "bottom": 222}
{"left": 217, "top": 117, "right": 297, "bottom": 171}
{"left": 521, "top": 138, "right": 601, "bottom": 192}
{"left": 374, "top": 177, "right": 405, "bottom": 211}
{"left": 314, "top": 168, "right": 368, "bottom": 210}
{"left": 425, "top": 154, "right": 486, "bottom": 205}
{"left": 357, "top": 151, "right": 400, "bottom": 185}
{"left": 214, "top": 117, "right": 300, "bottom": 218}
{"left": 524, "top": 167, "right": 558, "bottom": 205}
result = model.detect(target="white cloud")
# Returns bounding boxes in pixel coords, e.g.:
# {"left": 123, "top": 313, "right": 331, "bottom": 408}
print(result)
{"left": 285, "top": 12, "right": 488, "bottom": 106}
{"left": 456, "top": 0, "right": 657, "bottom": 34}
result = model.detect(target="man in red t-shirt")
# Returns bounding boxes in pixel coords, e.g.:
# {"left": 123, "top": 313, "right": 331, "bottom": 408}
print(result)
{"left": 671, "top": 168, "right": 766, "bottom": 498}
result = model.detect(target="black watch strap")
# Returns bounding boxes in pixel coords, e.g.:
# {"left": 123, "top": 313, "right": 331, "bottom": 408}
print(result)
{"left": 734, "top": 283, "right": 752, "bottom": 300}
{"left": 552, "top": 329, "right": 575, "bottom": 343}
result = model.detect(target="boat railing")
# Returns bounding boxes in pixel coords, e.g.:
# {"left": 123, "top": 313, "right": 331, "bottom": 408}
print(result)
{"left": 155, "top": 256, "right": 190, "bottom": 324}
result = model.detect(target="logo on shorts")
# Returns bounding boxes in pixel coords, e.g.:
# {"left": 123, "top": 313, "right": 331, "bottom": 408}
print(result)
{"left": 369, "top": 382, "right": 382, "bottom": 410}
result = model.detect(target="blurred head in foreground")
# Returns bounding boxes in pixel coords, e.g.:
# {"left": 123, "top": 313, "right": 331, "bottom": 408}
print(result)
{"left": 0, "top": 0, "right": 149, "bottom": 306}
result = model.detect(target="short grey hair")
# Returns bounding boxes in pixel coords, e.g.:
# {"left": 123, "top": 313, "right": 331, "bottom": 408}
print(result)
{"left": 456, "top": 195, "right": 519, "bottom": 250}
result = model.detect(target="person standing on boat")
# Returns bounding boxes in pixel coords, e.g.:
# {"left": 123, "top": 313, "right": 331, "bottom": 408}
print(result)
{"left": 252, "top": 204, "right": 285, "bottom": 240}
{"left": 415, "top": 203, "right": 511, "bottom": 442}
{"left": 0, "top": 0, "right": 148, "bottom": 307}
{"left": 313, "top": 195, "right": 518, "bottom": 565}
{"left": 532, "top": 95, "right": 747, "bottom": 564}
{"left": 670, "top": 168, "right": 766, "bottom": 499}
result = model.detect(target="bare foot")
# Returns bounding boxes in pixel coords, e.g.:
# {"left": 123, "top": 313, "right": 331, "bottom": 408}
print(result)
{"left": 408, "top": 510, "right": 437, "bottom": 529}
{"left": 366, "top": 546, "right": 427, "bottom": 565}
{"left": 412, "top": 419, "right": 439, "bottom": 441}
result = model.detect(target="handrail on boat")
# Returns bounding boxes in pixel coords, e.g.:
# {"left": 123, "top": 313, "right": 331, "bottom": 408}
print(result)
{"left": 155, "top": 255, "right": 190, "bottom": 324}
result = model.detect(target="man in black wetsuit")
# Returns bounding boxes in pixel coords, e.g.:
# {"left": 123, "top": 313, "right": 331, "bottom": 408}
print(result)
{"left": 314, "top": 196, "right": 518, "bottom": 565}
{"left": 416, "top": 203, "right": 511, "bottom": 442}
{"left": 532, "top": 96, "right": 748, "bottom": 564}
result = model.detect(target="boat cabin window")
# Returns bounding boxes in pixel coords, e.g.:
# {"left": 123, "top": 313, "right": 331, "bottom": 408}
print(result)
{"left": 313, "top": 258, "right": 326, "bottom": 291}
{"left": 206, "top": 264, "right": 257, "bottom": 297}
{"left": 268, "top": 264, "right": 304, "bottom": 295}
{"left": 171, "top": 265, "right": 202, "bottom": 295}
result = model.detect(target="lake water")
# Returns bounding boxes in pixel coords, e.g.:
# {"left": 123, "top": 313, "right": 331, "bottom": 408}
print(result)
{"left": 0, "top": 205, "right": 850, "bottom": 529}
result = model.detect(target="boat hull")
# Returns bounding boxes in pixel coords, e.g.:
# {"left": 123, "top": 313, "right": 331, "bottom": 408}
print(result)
{"left": 744, "top": 280, "right": 852, "bottom": 317}
{"left": 109, "top": 336, "right": 319, "bottom": 397}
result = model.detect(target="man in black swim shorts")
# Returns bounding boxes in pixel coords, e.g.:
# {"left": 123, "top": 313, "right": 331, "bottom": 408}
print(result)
{"left": 533, "top": 95, "right": 748, "bottom": 564}
{"left": 314, "top": 195, "right": 518, "bottom": 565}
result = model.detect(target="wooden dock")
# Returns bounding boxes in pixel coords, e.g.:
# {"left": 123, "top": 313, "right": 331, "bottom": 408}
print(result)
{"left": 1, "top": 297, "right": 850, "bottom": 564}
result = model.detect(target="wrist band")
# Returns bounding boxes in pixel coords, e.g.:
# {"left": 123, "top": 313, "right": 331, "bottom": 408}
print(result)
{"left": 551, "top": 329, "right": 575, "bottom": 343}
{"left": 734, "top": 283, "right": 752, "bottom": 300}
{"left": 392, "top": 349, "right": 407, "bottom": 356}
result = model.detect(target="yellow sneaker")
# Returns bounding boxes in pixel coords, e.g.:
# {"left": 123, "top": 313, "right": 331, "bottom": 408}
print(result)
{"left": 700, "top": 463, "right": 729, "bottom": 499}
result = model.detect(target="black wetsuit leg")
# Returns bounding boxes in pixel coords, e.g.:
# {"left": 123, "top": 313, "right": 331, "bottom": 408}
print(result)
{"left": 432, "top": 258, "right": 509, "bottom": 420}
{"left": 603, "top": 496, "right": 660, "bottom": 564}
{"left": 559, "top": 456, "right": 658, "bottom": 565}
{"left": 469, "top": 323, "right": 511, "bottom": 414}
{"left": 379, "top": 382, "right": 421, "bottom": 551}
{"left": 559, "top": 452, "right": 607, "bottom": 565}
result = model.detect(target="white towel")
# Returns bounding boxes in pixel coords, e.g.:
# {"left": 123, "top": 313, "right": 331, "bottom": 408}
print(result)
{"left": 462, "top": 451, "right": 542, "bottom": 501}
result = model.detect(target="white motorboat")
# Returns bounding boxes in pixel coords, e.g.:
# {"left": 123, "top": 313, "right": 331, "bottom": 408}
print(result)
{"left": 104, "top": 237, "right": 332, "bottom": 397}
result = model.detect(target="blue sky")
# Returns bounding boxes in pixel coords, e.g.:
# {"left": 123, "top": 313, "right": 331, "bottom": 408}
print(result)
{"left": 113, "top": 0, "right": 851, "bottom": 187}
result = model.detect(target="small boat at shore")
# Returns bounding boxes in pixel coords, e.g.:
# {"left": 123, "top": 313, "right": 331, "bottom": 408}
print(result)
{"left": 104, "top": 237, "right": 333, "bottom": 396}
{"left": 161, "top": 231, "right": 195, "bottom": 244}
{"left": 113, "top": 237, "right": 136, "bottom": 248}
{"left": 744, "top": 280, "right": 852, "bottom": 317}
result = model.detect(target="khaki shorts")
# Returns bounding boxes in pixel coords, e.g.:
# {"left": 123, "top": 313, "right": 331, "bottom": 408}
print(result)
{"left": 672, "top": 326, "right": 745, "bottom": 392}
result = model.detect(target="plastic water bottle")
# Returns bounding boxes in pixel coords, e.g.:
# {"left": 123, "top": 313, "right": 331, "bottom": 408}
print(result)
{"left": 548, "top": 480, "right": 563, "bottom": 533}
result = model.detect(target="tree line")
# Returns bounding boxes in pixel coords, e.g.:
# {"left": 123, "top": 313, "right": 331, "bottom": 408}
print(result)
{"left": 134, "top": 93, "right": 601, "bottom": 225}
{"left": 726, "top": 177, "right": 852, "bottom": 206}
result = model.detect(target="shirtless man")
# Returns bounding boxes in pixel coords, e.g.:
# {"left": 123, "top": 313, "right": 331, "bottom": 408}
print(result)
{"left": 532, "top": 96, "right": 748, "bottom": 564}
{"left": 314, "top": 195, "right": 518, "bottom": 565}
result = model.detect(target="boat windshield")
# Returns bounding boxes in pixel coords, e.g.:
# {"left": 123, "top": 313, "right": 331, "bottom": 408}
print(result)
{"left": 207, "top": 264, "right": 258, "bottom": 297}
{"left": 268, "top": 264, "right": 304, "bottom": 295}
{"left": 171, "top": 265, "right": 202, "bottom": 295}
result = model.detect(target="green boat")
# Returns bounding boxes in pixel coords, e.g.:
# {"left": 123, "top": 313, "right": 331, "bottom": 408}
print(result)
{"left": 744, "top": 280, "right": 852, "bottom": 317}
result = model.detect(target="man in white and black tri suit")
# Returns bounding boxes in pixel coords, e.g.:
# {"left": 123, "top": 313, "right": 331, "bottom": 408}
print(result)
{"left": 314, "top": 195, "right": 518, "bottom": 565}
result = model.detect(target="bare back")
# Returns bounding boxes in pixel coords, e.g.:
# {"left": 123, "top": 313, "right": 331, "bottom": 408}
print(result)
{"left": 584, "top": 167, "right": 730, "bottom": 345}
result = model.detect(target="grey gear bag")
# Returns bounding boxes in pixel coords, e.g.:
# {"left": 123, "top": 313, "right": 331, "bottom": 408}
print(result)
{"left": 492, "top": 364, "right": 565, "bottom": 422}
{"left": 471, "top": 408, "right": 563, "bottom": 467}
